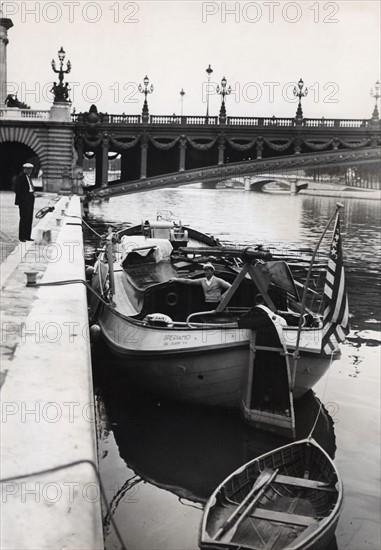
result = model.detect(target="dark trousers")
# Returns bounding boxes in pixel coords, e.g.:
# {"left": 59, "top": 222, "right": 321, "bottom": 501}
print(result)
{"left": 19, "top": 193, "right": 35, "bottom": 240}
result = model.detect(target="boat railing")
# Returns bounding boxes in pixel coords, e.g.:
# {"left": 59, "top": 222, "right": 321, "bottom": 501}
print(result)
{"left": 173, "top": 320, "right": 239, "bottom": 329}
{"left": 186, "top": 310, "right": 238, "bottom": 329}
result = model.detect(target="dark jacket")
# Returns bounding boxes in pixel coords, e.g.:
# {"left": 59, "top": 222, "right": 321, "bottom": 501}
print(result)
{"left": 14, "top": 174, "right": 33, "bottom": 206}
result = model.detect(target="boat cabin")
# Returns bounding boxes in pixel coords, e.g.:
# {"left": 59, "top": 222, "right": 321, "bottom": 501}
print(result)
{"left": 141, "top": 220, "right": 189, "bottom": 250}
{"left": 116, "top": 235, "right": 308, "bottom": 325}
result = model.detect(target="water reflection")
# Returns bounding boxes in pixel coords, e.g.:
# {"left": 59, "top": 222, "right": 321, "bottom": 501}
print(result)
{"left": 93, "top": 340, "right": 338, "bottom": 550}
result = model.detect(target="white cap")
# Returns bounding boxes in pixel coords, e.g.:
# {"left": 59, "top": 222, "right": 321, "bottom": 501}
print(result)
{"left": 23, "top": 162, "right": 34, "bottom": 168}
{"left": 203, "top": 262, "right": 215, "bottom": 271}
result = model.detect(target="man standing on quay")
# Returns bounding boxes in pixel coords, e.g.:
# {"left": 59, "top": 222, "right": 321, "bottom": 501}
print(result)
{"left": 14, "top": 162, "right": 35, "bottom": 242}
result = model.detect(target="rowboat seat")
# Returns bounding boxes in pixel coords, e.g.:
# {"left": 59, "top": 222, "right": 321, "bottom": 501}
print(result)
{"left": 248, "top": 508, "right": 318, "bottom": 527}
{"left": 273, "top": 474, "right": 336, "bottom": 492}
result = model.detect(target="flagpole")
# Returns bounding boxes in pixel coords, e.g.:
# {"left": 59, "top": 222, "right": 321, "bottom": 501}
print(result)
{"left": 291, "top": 202, "right": 344, "bottom": 383}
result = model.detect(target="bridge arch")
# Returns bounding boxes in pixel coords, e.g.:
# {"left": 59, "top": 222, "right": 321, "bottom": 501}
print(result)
{"left": 0, "top": 127, "right": 48, "bottom": 190}
{"left": 246, "top": 177, "right": 308, "bottom": 193}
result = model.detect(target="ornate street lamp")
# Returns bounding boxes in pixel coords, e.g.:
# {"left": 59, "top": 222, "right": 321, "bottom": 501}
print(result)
{"left": 370, "top": 80, "right": 380, "bottom": 120}
{"left": 217, "top": 76, "right": 232, "bottom": 123}
{"left": 293, "top": 77, "right": 308, "bottom": 119}
{"left": 138, "top": 75, "right": 154, "bottom": 122}
{"left": 180, "top": 88, "right": 185, "bottom": 117}
{"left": 51, "top": 46, "right": 71, "bottom": 103}
{"left": 205, "top": 64, "right": 213, "bottom": 121}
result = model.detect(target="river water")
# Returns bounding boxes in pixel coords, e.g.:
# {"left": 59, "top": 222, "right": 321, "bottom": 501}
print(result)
{"left": 87, "top": 188, "right": 381, "bottom": 550}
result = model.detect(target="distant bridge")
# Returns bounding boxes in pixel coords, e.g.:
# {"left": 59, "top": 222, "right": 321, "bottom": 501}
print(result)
{"left": 90, "top": 146, "right": 381, "bottom": 199}
{"left": 214, "top": 174, "right": 311, "bottom": 191}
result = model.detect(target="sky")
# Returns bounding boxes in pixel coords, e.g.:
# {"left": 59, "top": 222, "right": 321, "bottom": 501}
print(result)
{"left": 2, "top": 0, "right": 381, "bottom": 119}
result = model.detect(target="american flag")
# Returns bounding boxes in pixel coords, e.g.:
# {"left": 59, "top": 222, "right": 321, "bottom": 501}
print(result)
{"left": 322, "top": 214, "right": 350, "bottom": 354}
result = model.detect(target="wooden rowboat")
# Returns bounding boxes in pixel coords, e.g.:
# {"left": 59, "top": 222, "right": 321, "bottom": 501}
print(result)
{"left": 199, "top": 438, "right": 343, "bottom": 550}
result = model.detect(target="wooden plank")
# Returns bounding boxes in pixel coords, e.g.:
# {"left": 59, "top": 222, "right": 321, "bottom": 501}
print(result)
{"left": 220, "top": 469, "right": 280, "bottom": 543}
{"left": 214, "top": 468, "right": 276, "bottom": 541}
{"left": 250, "top": 508, "right": 318, "bottom": 527}
{"left": 263, "top": 496, "right": 301, "bottom": 550}
{"left": 247, "top": 265, "right": 276, "bottom": 311}
{"left": 274, "top": 474, "right": 336, "bottom": 492}
{"left": 215, "top": 264, "right": 250, "bottom": 312}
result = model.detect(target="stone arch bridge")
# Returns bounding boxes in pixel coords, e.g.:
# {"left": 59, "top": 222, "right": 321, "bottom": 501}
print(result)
{"left": 0, "top": 104, "right": 380, "bottom": 193}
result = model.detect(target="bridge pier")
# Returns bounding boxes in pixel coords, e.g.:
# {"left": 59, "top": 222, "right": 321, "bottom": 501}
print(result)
{"left": 290, "top": 179, "right": 298, "bottom": 194}
{"left": 101, "top": 134, "right": 109, "bottom": 187}
{"left": 179, "top": 138, "right": 186, "bottom": 171}
{"left": 140, "top": 137, "right": 148, "bottom": 179}
{"left": 218, "top": 140, "right": 225, "bottom": 165}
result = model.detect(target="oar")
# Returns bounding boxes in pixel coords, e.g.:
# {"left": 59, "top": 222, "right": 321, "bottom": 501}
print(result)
{"left": 214, "top": 468, "right": 279, "bottom": 541}
{"left": 220, "top": 468, "right": 280, "bottom": 543}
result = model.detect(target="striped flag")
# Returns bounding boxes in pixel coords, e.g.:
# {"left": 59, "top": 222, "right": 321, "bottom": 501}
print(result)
{"left": 322, "top": 214, "right": 350, "bottom": 354}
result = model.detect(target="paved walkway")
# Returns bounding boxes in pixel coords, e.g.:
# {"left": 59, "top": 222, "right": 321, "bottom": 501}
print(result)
{"left": 0, "top": 194, "right": 66, "bottom": 388}
{"left": 0, "top": 195, "right": 103, "bottom": 550}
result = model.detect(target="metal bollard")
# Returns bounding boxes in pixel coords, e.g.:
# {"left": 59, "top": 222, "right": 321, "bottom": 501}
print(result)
{"left": 25, "top": 271, "right": 38, "bottom": 286}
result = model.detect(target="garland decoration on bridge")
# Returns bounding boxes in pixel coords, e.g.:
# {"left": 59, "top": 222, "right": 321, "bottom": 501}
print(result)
{"left": 338, "top": 138, "right": 372, "bottom": 149}
{"left": 83, "top": 135, "right": 103, "bottom": 148}
{"left": 109, "top": 135, "right": 141, "bottom": 149}
{"left": 303, "top": 139, "right": 333, "bottom": 151}
{"left": 225, "top": 137, "right": 257, "bottom": 151}
{"left": 187, "top": 137, "right": 218, "bottom": 150}
{"left": 148, "top": 135, "right": 180, "bottom": 150}
{"left": 263, "top": 138, "right": 294, "bottom": 151}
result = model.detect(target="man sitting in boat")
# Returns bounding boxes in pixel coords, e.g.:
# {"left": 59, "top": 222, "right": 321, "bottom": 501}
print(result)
{"left": 172, "top": 263, "right": 231, "bottom": 310}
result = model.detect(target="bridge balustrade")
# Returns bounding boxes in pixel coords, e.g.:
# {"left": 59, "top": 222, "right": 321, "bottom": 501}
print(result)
{"left": 338, "top": 119, "right": 369, "bottom": 128}
{"left": 109, "top": 114, "right": 141, "bottom": 124}
{"left": 0, "top": 108, "right": 50, "bottom": 120}
{"left": 227, "top": 117, "right": 260, "bottom": 126}
{"left": 185, "top": 116, "right": 218, "bottom": 125}
{"left": 263, "top": 118, "right": 294, "bottom": 126}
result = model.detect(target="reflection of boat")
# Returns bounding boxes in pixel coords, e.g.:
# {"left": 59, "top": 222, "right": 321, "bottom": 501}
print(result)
{"left": 94, "top": 350, "right": 336, "bottom": 505}
{"left": 199, "top": 438, "right": 343, "bottom": 550}
{"left": 92, "top": 212, "right": 345, "bottom": 410}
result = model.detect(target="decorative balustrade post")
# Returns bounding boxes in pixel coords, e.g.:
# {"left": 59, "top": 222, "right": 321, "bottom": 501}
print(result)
{"left": 140, "top": 134, "right": 149, "bottom": 179}
{"left": 139, "top": 76, "right": 154, "bottom": 124}
{"left": 370, "top": 80, "right": 380, "bottom": 122}
{"left": 101, "top": 133, "right": 109, "bottom": 187}
{"left": 218, "top": 136, "right": 226, "bottom": 165}
{"left": 217, "top": 77, "right": 231, "bottom": 125}
{"left": 256, "top": 137, "right": 263, "bottom": 160}
{"left": 293, "top": 78, "right": 308, "bottom": 125}
{"left": 179, "top": 136, "right": 187, "bottom": 171}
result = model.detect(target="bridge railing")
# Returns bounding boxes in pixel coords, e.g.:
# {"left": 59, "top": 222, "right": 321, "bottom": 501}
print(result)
{"left": 71, "top": 111, "right": 378, "bottom": 128}
{"left": 150, "top": 115, "right": 219, "bottom": 125}
{"left": 108, "top": 114, "right": 141, "bottom": 124}
{"left": 0, "top": 108, "right": 51, "bottom": 120}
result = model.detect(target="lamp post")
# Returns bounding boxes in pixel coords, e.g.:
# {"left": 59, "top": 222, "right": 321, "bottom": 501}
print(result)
{"left": 51, "top": 46, "right": 71, "bottom": 103}
{"left": 217, "top": 76, "right": 232, "bottom": 124}
{"left": 180, "top": 88, "right": 185, "bottom": 117}
{"left": 293, "top": 77, "right": 308, "bottom": 120}
{"left": 139, "top": 75, "right": 154, "bottom": 123}
{"left": 205, "top": 64, "right": 213, "bottom": 122}
{"left": 370, "top": 80, "right": 380, "bottom": 120}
